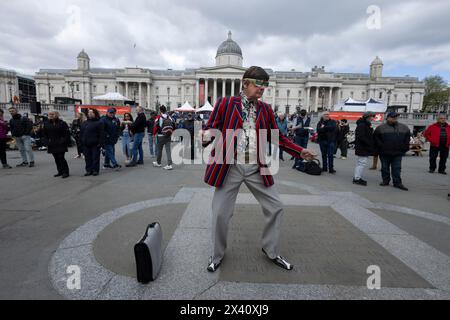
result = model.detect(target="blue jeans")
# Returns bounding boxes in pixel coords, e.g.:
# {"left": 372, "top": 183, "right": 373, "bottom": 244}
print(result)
{"left": 380, "top": 155, "right": 403, "bottom": 185}
{"left": 104, "top": 144, "right": 118, "bottom": 167}
{"left": 131, "top": 132, "right": 145, "bottom": 163}
{"left": 122, "top": 132, "right": 132, "bottom": 159}
{"left": 295, "top": 135, "right": 309, "bottom": 149}
{"left": 148, "top": 133, "right": 155, "bottom": 157}
{"left": 15, "top": 135, "right": 34, "bottom": 163}
{"left": 319, "top": 141, "right": 336, "bottom": 171}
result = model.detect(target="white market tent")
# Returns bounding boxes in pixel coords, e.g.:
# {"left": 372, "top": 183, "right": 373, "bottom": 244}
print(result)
{"left": 196, "top": 100, "right": 214, "bottom": 113}
{"left": 332, "top": 97, "right": 387, "bottom": 113}
{"left": 176, "top": 101, "right": 196, "bottom": 113}
{"left": 93, "top": 92, "right": 131, "bottom": 101}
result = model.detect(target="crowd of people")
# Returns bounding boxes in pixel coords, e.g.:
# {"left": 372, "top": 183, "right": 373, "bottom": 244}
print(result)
{"left": 269, "top": 107, "right": 449, "bottom": 193}
{"left": 0, "top": 104, "right": 449, "bottom": 193}
{"left": 0, "top": 105, "right": 206, "bottom": 178}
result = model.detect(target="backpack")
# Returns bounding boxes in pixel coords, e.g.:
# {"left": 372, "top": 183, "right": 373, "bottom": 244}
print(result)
{"left": 296, "top": 159, "right": 322, "bottom": 176}
{"left": 161, "top": 117, "right": 174, "bottom": 137}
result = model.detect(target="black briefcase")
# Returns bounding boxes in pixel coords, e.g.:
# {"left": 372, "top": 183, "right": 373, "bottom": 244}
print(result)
{"left": 134, "top": 222, "right": 163, "bottom": 284}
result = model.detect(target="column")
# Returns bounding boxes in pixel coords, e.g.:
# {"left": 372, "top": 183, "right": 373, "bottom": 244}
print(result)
{"left": 314, "top": 87, "right": 319, "bottom": 112}
{"left": 306, "top": 87, "right": 310, "bottom": 112}
{"left": 328, "top": 87, "right": 333, "bottom": 110}
{"left": 81, "top": 82, "right": 85, "bottom": 104}
{"left": 205, "top": 79, "right": 209, "bottom": 104}
{"left": 272, "top": 85, "right": 276, "bottom": 107}
{"left": 147, "top": 83, "right": 151, "bottom": 108}
{"left": 213, "top": 79, "right": 217, "bottom": 105}
{"left": 125, "top": 82, "right": 129, "bottom": 99}
{"left": 231, "top": 79, "right": 235, "bottom": 97}
{"left": 196, "top": 79, "right": 200, "bottom": 107}
{"left": 222, "top": 79, "right": 226, "bottom": 98}
{"left": 47, "top": 83, "right": 51, "bottom": 104}
{"left": 138, "top": 82, "right": 142, "bottom": 106}
{"left": 181, "top": 84, "right": 185, "bottom": 105}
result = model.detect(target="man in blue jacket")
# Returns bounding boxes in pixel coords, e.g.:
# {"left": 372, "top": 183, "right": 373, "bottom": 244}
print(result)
{"left": 101, "top": 108, "right": 121, "bottom": 170}
{"left": 316, "top": 112, "right": 338, "bottom": 174}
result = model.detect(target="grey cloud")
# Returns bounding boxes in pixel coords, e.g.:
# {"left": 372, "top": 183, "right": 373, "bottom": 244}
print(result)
{"left": 0, "top": 0, "right": 449, "bottom": 82}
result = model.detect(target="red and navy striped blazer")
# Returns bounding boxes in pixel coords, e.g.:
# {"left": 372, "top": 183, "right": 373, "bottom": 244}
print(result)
{"left": 203, "top": 96, "right": 304, "bottom": 188}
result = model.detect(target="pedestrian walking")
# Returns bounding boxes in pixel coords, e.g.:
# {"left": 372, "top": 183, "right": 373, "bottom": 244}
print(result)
{"left": 42, "top": 111, "right": 71, "bottom": 178}
{"left": 8, "top": 107, "right": 34, "bottom": 167}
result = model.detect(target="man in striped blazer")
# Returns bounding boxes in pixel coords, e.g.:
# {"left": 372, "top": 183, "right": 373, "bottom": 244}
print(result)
{"left": 202, "top": 66, "right": 316, "bottom": 272}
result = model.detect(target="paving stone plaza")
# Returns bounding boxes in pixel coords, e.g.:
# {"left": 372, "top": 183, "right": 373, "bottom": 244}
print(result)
{"left": 0, "top": 141, "right": 449, "bottom": 300}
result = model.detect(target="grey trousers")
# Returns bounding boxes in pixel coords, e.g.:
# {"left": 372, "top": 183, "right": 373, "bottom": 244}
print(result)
{"left": 156, "top": 135, "right": 172, "bottom": 166}
{"left": 211, "top": 164, "right": 284, "bottom": 264}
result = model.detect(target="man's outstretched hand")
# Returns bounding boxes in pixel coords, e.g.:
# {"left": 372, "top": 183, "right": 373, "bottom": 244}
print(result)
{"left": 300, "top": 149, "right": 317, "bottom": 161}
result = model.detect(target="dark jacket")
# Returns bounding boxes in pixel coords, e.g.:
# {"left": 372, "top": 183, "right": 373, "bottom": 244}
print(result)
{"left": 355, "top": 118, "right": 376, "bottom": 157}
{"left": 183, "top": 118, "right": 195, "bottom": 136}
{"left": 316, "top": 119, "right": 338, "bottom": 143}
{"left": 131, "top": 113, "right": 147, "bottom": 134}
{"left": 9, "top": 114, "right": 33, "bottom": 137}
{"left": 146, "top": 117, "right": 156, "bottom": 134}
{"left": 43, "top": 119, "right": 70, "bottom": 154}
{"left": 374, "top": 121, "right": 411, "bottom": 157}
{"left": 0, "top": 119, "right": 8, "bottom": 139}
{"left": 71, "top": 119, "right": 82, "bottom": 139}
{"left": 295, "top": 116, "right": 311, "bottom": 137}
{"left": 101, "top": 116, "right": 120, "bottom": 145}
{"left": 80, "top": 118, "right": 105, "bottom": 148}
{"left": 337, "top": 123, "right": 350, "bottom": 143}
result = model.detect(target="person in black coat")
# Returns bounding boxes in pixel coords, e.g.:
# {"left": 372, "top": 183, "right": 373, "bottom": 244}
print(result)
{"left": 42, "top": 111, "right": 71, "bottom": 178}
{"left": 100, "top": 109, "right": 121, "bottom": 169}
{"left": 71, "top": 112, "right": 86, "bottom": 158}
{"left": 353, "top": 113, "right": 376, "bottom": 186}
{"left": 335, "top": 119, "right": 350, "bottom": 159}
{"left": 80, "top": 109, "right": 105, "bottom": 176}
{"left": 374, "top": 112, "right": 411, "bottom": 190}
{"left": 316, "top": 112, "right": 338, "bottom": 173}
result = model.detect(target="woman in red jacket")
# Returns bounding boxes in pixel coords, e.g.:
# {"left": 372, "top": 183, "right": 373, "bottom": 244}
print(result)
{"left": 424, "top": 114, "right": 450, "bottom": 174}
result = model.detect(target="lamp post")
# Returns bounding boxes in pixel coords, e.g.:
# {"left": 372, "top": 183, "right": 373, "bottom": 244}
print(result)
{"left": 156, "top": 96, "right": 160, "bottom": 111}
{"left": 7, "top": 80, "right": 13, "bottom": 103}
{"left": 167, "top": 87, "right": 171, "bottom": 110}
{"left": 387, "top": 89, "right": 392, "bottom": 110}
{"left": 49, "top": 85, "right": 54, "bottom": 104}
{"left": 69, "top": 82, "right": 75, "bottom": 99}
{"left": 409, "top": 86, "right": 414, "bottom": 113}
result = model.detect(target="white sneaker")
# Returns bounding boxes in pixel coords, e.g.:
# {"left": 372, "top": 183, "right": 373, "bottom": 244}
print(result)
{"left": 163, "top": 165, "right": 173, "bottom": 170}
{"left": 153, "top": 162, "right": 162, "bottom": 167}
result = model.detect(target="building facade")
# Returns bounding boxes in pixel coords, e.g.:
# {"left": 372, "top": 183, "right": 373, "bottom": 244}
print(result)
{"left": 35, "top": 32, "right": 425, "bottom": 113}
{"left": 0, "top": 68, "right": 36, "bottom": 104}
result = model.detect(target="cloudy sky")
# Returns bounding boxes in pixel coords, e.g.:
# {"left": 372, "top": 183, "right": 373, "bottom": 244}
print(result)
{"left": 1, "top": 0, "right": 450, "bottom": 82}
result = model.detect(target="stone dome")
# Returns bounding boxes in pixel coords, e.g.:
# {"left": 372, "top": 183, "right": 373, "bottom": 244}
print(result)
{"left": 77, "top": 49, "right": 90, "bottom": 60}
{"left": 216, "top": 31, "right": 242, "bottom": 57}
{"left": 371, "top": 56, "right": 383, "bottom": 65}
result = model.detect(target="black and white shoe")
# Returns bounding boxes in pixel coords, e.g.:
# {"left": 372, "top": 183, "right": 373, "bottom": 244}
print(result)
{"left": 207, "top": 257, "right": 222, "bottom": 273}
{"left": 262, "top": 249, "right": 294, "bottom": 271}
